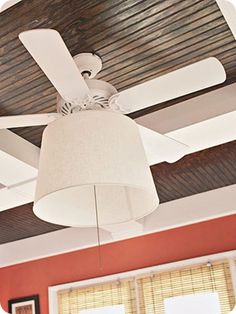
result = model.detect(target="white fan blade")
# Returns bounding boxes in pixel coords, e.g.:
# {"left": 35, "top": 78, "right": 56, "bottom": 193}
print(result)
{"left": 117, "top": 57, "right": 226, "bottom": 114}
{"left": 0, "top": 113, "right": 61, "bottom": 129}
{"left": 138, "top": 125, "right": 189, "bottom": 165}
{"left": 19, "top": 29, "right": 91, "bottom": 103}
{"left": 216, "top": 0, "right": 236, "bottom": 40}
{"left": 166, "top": 110, "right": 236, "bottom": 155}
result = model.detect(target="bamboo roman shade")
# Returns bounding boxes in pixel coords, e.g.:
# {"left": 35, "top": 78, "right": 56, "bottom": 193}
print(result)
{"left": 57, "top": 260, "right": 234, "bottom": 314}
{"left": 58, "top": 278, "right": 136, "bottom": 314}
{"left": 137, "top": 261, "right": 234, "bottom": 314}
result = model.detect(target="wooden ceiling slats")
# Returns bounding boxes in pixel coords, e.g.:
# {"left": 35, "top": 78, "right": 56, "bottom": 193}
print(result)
{"left": 154, "top": 177, "right": 182, "bottom": 200}
{"left": 19, "top": 101, "right": 56, "bottom": 116}
{"left": 172, "top": 173, "right": 201, "bottom": 195}
{"left": 0, "top": 74, "right": 49, "bottom": 103}
{"left": 90, "top": 4, "right": 213, "bottom": 66}
{"left": 12, "top": 126, "right": 45, "bottom": 145}
{"left": 0, "top": 0, "right": 122, "bottom": 74}
{"left": 0, "top": 57, "right": 35, "bottom": 82}
{"left": 16, "top": 124, "right": 47, "bottom": 137}
{"left": 0, "top": 80, "right": 54, "bottom": 112}
{"left": 0, "top": 1, "right": 177, "bottom": 79}
{"left": 100, "top": 15, "right": 225, "bottom": 74}
{"left": 100, "top": 18, "right": 227, "bottom": 77}
{"left": 0, "top": 87, "right": 55, "bottom": 116}
{"left": 151, "top": 142, "right": 236, "bottom": 203}
{"left": 0, "top": 1, "right": 45, "bottom": 32}
{"left": 0, "top": 203, "right": 65, "bottom": 244}
{"left": 0, "top": 58, "right": 36, "bottom": 83}
{"left": 79, "top": 0, "right": 153, "bottom": 35}
{"left": 84, "top": 1, "right": 185, "bottom": 50}
{"left": 99, "top": 1, "right": 218, "bottom": 64}
{"left": 112, "top": 35, "right": 234, "bottom": 90}
{"left": 220, "top": 160, "right": 236, "bottom": 182}
{"left": 160, "top": 174, "right": 194, "bottom": 197}
{"left": 0, "top": 68, "right": 43, "bottom": 97}
{"left": 105, "top": 32, "right": 232, "bottom": 88}
{"left": 0, "top": 19, "right": 46, "bottom": 56}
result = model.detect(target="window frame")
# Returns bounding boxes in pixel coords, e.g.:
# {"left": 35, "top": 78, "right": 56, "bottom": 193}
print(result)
{"left": 49, "top": 249, "right": 236, "bottom": 314}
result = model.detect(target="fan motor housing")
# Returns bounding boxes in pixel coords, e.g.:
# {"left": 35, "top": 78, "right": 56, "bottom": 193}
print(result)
{"left": 57, "top": 52, "right": 119, "bottom": 114}
{"left": 57, "top": 79, "right": 118, "bottom": 115}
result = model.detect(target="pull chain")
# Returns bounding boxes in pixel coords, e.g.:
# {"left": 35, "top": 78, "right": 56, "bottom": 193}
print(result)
{"left": 94, "top": 185, "right": 103, "bottom": 270}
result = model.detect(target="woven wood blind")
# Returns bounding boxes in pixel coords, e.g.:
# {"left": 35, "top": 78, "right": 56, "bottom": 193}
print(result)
{"left": 137, "top": 261, "right": 234, "bottom": 314}
{"left": 57, "top": 278, "right": 136, "bottom": 314}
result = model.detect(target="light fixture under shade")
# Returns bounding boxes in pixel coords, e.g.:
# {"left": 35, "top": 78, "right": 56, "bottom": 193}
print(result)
{"left": 33, "top": 111, "right": 159, "bottom": 227}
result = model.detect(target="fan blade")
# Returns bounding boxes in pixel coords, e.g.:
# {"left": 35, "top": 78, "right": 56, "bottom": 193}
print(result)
{"left": 116, "top": 57, "right": 226, "bottom": 114}
{"left": 138, "top": 125, "right": 189, "bottom": 165}
{"left": 19, "top": 29, "right": 91, "bottom": 103}
{"left": 0, "top": 113, "right": 61, "bottom": 129}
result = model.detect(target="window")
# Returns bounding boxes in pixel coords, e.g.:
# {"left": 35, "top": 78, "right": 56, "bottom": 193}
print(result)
{"left": 137, "top": 261, "right": 234, "bottom": 314}
{"left": 54, "top": 259, "right": 235, "bottom": 314}
{"left": 164, "top": 292, "right": 221, "bottom": 314}
{"left": 57, "top": 279, "right": 136, "bottom": 314}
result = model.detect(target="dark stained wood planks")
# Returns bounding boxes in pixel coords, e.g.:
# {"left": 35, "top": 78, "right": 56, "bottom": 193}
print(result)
{"left": 151, "top": 140, "right": 236, "bottom": 202}
{"left": 0, "top": 203, "right": 65, "bottom": 244}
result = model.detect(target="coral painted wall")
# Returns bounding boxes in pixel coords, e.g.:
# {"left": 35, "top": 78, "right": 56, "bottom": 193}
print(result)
{"left": 1, "top": 214, "right": 236, "bottom": 313}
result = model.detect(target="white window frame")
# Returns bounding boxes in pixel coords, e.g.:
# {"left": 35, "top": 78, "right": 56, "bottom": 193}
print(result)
{"left": 48, "top": 249, "right": 236, "bottom": 314}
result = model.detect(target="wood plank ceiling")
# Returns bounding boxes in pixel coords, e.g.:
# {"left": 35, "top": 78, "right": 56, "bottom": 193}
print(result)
{"left": 1, "top": 0, "right": 236, "bottom": 243}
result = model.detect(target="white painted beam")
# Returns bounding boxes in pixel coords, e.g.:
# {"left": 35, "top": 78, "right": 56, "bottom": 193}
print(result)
{"left": 137, "top": 84, "right": 236, "bottom": 164}
{"left": 136, "top": 83, "right": 236, "bottom": 134}
{"left": 103, "top": 221, "right": 143, "bottom": 240}
{"left": 0, "top": 130, "right": 39, "bottom": 210}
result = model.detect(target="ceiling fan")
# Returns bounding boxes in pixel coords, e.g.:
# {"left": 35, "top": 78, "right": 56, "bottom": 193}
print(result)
{"left": 0, "top": 29, "right": 226, "bottom": 161}
{"left": 0, "top": 29, "right": 226, "bottom": 228}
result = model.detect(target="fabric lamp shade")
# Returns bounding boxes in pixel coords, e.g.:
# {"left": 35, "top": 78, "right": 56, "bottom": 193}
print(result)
{"left": 33, "top": 110, "right": 159, "bottom": 227}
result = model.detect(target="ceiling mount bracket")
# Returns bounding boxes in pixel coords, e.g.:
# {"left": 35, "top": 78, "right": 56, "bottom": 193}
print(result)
{"left": 73, "top": 53, "right": 102, "bottom": 78}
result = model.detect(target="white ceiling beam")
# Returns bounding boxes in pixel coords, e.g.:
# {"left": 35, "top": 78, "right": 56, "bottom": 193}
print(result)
{"left": 103, "top": 221, "right": 143, "bottom": 240}
{"left": 0, "top": 130, "right": 39, "bottom": 210}
{"left": 137, "top": 83, "right": 236, "bottom": 164}
{"left": 136, "top": 83, "right": 236, "bottom": 134}
{"left": 0, "top": 129, "right": 39, "bottom": 169}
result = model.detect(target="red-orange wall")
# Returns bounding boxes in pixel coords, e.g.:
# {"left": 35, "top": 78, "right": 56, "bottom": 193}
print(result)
{"left": 1, "top": 214, "right": 236, "bottom": 313}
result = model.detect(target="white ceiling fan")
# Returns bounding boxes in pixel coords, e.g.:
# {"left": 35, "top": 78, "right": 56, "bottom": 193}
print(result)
{"left": 0, "top": 29, "right": 226, "bottom": 161}
{"left": 0, "top": 29, "right": 227, "bottom": 228}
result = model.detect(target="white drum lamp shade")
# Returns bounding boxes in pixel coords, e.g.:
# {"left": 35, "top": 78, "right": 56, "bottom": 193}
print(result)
{"left": 33, "top": 111, "right": 159, "bottom": 227}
